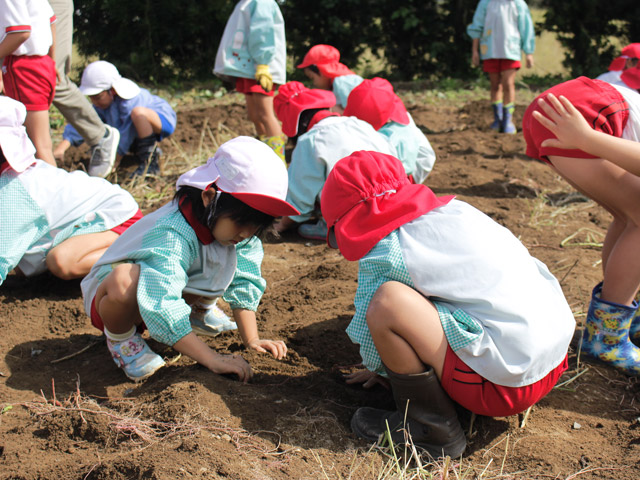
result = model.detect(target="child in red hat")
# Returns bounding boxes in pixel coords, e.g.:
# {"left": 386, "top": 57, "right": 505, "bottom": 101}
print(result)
{"left": 214, "top": 0, "right": 287, "bottom": 163}
{"left": 597, "top": 43, "right": 640, "bottom": 86}
{"left": 320, "top": 150, "right": 574, "bottom": 458}
{"left": 81, "top": 136, "right": 298, "bottom": 382}
{"left": 272, "top": 81, "right": 394, "bottom": 239}
{"left": 297, "top": 44, "right": 364, "bottom": 113}
{"left": 343, "top": 77, "right": 436, "bottom": 184}
{"left": 524, "top": 79, "right": 640, "bottom": 375}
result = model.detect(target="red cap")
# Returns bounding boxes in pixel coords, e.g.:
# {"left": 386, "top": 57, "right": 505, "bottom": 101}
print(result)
{"left": 273, "top": 81, "right": 336, "bottom": 137}
{"left": 608, "top": 43, "right": 640, "bottom": 71}
{"left": 296, "top": 44, "right": 355, "bottom": 79}
{"left": 343, "top": 77, "right": 410, "bottom": 130}
{"left": 321, "top": 151, "right": 454, "bottom": 261}
{"left": 621, "top": 66, "right": 640, "bottom": 90}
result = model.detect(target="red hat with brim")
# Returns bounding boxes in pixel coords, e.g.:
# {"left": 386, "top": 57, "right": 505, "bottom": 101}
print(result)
{"left": 343, "top": 77, "right": 410, "bottom": 130}
{"left": 608, "top": 43, "right": 640, "bottom": 71}
{"left": 297, "top": 44, "right": 356, "bottom": 79}
{"left": 321, "top": 151, "right": 454, "bottom": 261}
{"left": 274, "top": 81, "right": 336, "bottom": 137}
{"left": 621, "top": 66, "right": 640, "bottom": 90}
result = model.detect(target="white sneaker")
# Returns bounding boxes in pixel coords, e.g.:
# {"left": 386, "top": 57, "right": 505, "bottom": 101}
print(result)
{"left": 190, "top": 300, "right": 237, "bottom": 337}
{"left": 88, "top": 125, "right": 120, "bottom": 178}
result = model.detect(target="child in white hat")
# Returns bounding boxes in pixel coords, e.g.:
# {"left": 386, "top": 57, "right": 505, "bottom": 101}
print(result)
{"left": 56, "top": 60, "right": 177, "bottom": 178}
{"left": 81, "top": 136, "right": 299, "bottom": 382}
{"left": 0, "top": 96, "right": 141, "bottom": 284}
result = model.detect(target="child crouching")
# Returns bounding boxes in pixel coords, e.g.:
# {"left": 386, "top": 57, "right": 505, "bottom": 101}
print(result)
{"left": 80, "top": 136, "right": 299, "bottom": 382}
{"left": 321, "top": 151, "right": 574, "bottom": 458}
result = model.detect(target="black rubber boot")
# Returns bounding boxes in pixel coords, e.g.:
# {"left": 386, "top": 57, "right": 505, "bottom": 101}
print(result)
{"left": 351, "top": 365, "right": 467, "bottom": 459}
{"left": 131, "top": 134, "right": 160, "bottom": 177}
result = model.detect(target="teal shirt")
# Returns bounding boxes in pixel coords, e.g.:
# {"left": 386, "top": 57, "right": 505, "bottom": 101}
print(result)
{"left": 467, "top": 0, "right": 535, "bottom": 61}
{"left": 333, "top": 74, "right": 364, "bottom": 109}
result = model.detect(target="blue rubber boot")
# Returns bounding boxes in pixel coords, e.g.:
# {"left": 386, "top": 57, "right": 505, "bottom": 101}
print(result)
{"left": 501, "top": 103, "right": 517, "bottom": 134}
{"left": 490, "top": 102, "right": 503, "bottom": 131}
{"left": 581, "top": 283, "right": 640, "bottom": 375}
{"left": 628, "top": 290, "right": 640, "bottom": 346}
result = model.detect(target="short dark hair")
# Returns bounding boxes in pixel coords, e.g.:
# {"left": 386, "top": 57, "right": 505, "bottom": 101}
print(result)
{"left": 291, "top": 108, "right": 326, "bottom": 146}
{"left": 305, "top": 64, "right": 320, "bottom": 75}
{"left": 0, "top": 146, "right": 6, "bottom": 165}
{"left": 173, "top": 185, "right": 276, "bottom": 240}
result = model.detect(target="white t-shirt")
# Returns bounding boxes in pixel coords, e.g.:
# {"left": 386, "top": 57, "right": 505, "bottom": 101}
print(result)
{"left": 0, "top": 0, "right": 55, "bottom": 56}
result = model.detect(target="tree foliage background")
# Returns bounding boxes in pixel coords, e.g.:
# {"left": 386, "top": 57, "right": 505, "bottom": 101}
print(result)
{"left": 73, "top": 0, "right": 638, "bottom": 85}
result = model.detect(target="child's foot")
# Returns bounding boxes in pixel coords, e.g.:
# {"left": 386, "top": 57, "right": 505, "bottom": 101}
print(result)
{"left": 298, "top": 219, "right": 328, "bottom": 240}
{"left": 190, "top": 301, "right": 237, "bottom": 337}
{"left": 106, "top": 333, "right": 165, "bottom": 381}
{"left": 131, "top": 147, "right": 161, "bottom": 178}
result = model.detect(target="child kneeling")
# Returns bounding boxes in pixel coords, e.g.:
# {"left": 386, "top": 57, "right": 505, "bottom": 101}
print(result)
{"left": 81, "top": 137, "right": 299, "bottom": 382}
{"left": 321, "top": 151, "right": 574, "bottom": 458}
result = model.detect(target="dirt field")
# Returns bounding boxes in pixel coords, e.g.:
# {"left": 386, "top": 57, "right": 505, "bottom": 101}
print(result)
{"left": 1, "top": 91, "right": 639, "bottom": 479}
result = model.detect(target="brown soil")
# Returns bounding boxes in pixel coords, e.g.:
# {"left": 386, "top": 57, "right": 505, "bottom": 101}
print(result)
{"left": 1, "top": 93, "right": 639, "bottom": 479}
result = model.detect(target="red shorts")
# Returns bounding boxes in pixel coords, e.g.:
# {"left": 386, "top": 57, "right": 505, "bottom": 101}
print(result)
{"left": 235, "top": 77, "right": 276, "bottom": 96}
{"left": 522, "top": 77, "right": 628, "bottom": 164}
{"left": 111, "top": 209, "right": 143, "bottom": 235}
{"left": 2, "top": 55, "right": 56, "bottom": 111}
{"left": 441, "top": 345, "right": 569, "bottom": 417}
{"left": 482, "top": 59, "right": 521, "bottom": 73}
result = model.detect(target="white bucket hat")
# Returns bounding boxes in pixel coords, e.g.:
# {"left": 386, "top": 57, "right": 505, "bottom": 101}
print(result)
{"left": 0, "top": 96, "right": 37, "bottom": 173}
{"left": 176, "top": 136, "right": 299, "bottom": 217}
{"left": 79, "top": 60, "right": 141, "bottom": 100}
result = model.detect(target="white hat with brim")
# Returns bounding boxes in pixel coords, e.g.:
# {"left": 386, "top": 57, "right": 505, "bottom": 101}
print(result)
{"left": 79, "top": 60, "right": 140, "bottom": 100}
{"left": 176, "top": 136, "right": 300, "bottom": 217}
{"left": 0, "top": 97, "right": 37, "bottom": 173}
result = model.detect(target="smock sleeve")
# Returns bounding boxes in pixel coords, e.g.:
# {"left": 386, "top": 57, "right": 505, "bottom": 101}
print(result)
{"left": 223, "top": 236, "right": 266, "bottom": 311}
{"left": 286, "top": 134, "right": 326, "bottom": 222}
{"left": 135, "top": 225, "right": 199, "bottom": 346}
{"left": 0, "top": 174, "right": 49, "bottom": 284}
{"left": 466, "top": 0, "right": 489, "bottom": 39}
{"left": 247, "top": 0, "right": 279, "bottom": 66}
{"left": 517, "top": 0, "right": 535, "bottom": 54}
{"left": 62, "top": 124, "right": 85, "bottom": 147}
{"left": 347, "top": 231, "right": 416, "bottom": 376}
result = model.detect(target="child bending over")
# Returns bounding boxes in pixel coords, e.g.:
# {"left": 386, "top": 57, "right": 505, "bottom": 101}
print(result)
{"left": 320, "top": 151, "right": 574, "bottom": 458}
{"left": 0, "top": 96, "right": 141, "bottom": 284}
{"left": 297, "top": 44, "right": 363, "bottom": 113}
{"left": 58, "top": 60, "right": 177, "bottom": 178}
{"left": 523, "top": 77, "right": 640, "bottom": 375}
{"left": 80, "top": 137, "right": 299, "bottom": 382}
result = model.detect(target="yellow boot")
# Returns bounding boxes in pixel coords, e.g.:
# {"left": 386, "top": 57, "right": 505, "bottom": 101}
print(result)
{"left": 260, "top": 133, "right": 287, "bottom": 166}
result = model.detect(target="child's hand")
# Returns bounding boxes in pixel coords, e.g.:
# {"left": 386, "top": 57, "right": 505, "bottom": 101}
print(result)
{"left": 532, "top": 93, "right": 592, "bottom": 150}
{"left": 247, "top": 338, "right": 287, "bottom": 360}
{"left": 209, "top": 353, "right": 253, "bottom": 383}
{"left": 525, "top": 54, "right": 534, "bottom": 68}
{"left": 471, "top": 50, "right": 480, "bottom": 67}
{"left": 344, "top": 368, "right": 390, "bottom": 389}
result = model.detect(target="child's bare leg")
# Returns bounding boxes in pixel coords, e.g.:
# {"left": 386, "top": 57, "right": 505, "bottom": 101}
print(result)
{"left": 130, "top": 107, "right": 162, "bottom": 137}
{"left": 246, "top": 93, "right": 282, "bottom": 137}
{"left": 500, "top": 68, "right": 517, "bottom": 106}
{"left": 488, "top": 72, "right": 502, "bottom": 103}
{"left": 366, "top": 281, "right": 448, "bottom": 378}
{"left": 549, "top": 155, "right": 640, "bottom": 304}
{"left": 46, "top": 230, "right": 119, "bottom": 280}
{"left": 94, "top": 263, "right": 143, "bottom": 333}
{"left": 23, "top": 110, "right": 55, "bottom": 166}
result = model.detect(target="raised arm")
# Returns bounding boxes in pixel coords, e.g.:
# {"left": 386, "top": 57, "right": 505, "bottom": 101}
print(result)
{"left": 533, "top": 93, "right": 640, "bottom": 176}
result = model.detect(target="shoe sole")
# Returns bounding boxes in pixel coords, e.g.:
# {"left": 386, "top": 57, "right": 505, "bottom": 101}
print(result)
{"left": 123, "top": 361, "right": 165, "bottom": 382}
{"left": 191, "top": 323, "right": 238, "bottom": 337}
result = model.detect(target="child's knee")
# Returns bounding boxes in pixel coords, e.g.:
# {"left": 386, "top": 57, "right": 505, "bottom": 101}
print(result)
{"left": 104, "top": 264, "right": 140, "bottom": 302}
{"left": 45, "top": 249, "right": 73, "bottom": 280}
{"left": 366, "top": 281, "right": 404, "bottom": 327}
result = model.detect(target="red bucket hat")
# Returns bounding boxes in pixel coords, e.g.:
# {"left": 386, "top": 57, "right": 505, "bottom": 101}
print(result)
{"left": 321, "top": 151, "right": 454, "bottom": 261}
{"left": 343, "top": 77, "right": 410, "bottom": 130}
{"left": 274, "top": 81, "right": 336, "bottom": 137}
{"left": 296, "top": 44, "right": 356, "bottom": 79}
{"left": 608, "top": 43, "right": 640, "bottom": 71}
{"left": 621, "top": 65, "right": 640, "bottom": 90}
